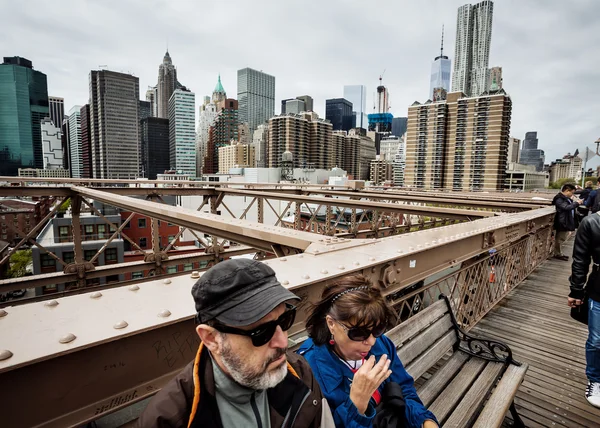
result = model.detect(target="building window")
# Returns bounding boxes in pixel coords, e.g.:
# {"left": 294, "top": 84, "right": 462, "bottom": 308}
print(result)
{"left": 183, "top": 263, "right": 193, "bottom": 271}
{"left": 58, "top": 226, "right": 69, "bottom": 239}
{"left": 123, "top": 221, "right": 130, "bottom": 229}
{"left": 166, "top": 266, "right": 177, "bottom": 274}
{"left": 105, "top": 248, "right": 117, "bottom": 261}
{"left": 131, "top": 271, "right": 143, "bottom": 279}
{"left": 107, "top": 275, "right": 119, "bottom": 283}
{"left": 139, "top": 237, "right": 147, "bottom": 248}
{"left": 84, "top": 250, "right": 97, "bottom": 261}
{"left": 110, "top": 224, "right": 117, "bottom": 233}
{"left": 63, "top": 251, "right": 75, "bottom": 264}
{"left": 168, "top": 235, "right": 175, "bottom": 243}
{"left": 41, "top": 253, "right": 56, "bottom": 268}
{"left": 1, "top": 234, "right": 6, "bottom": 240}
{"left": 138, "top": 218, "right": 147, "bottom": 228}
{"left": 97, "top": 224, "right": 106, "bottom": 239}
{"left": 84, "top": 225, "right": 94, "bottom": 235}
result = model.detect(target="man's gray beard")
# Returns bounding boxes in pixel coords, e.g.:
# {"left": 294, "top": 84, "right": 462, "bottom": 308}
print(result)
{"left": 219, "top": 335, "right": 288, "bottom": 390}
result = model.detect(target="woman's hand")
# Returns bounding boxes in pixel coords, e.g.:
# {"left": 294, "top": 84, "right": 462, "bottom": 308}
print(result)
{"left": 349, "top": 354, "right": 392, "bottom": 414}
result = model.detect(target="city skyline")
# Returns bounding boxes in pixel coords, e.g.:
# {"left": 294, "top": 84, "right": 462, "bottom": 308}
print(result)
{"left": 3, "top": 0, "right": 599, "bottom": 167}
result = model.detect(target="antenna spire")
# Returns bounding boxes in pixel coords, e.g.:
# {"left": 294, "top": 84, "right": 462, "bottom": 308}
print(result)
{"left": 440, "top": 25, "right": 445, "bottom": 57}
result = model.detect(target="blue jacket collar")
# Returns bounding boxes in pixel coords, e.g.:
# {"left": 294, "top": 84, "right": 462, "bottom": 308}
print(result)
{"left": 298, "top": 339, "right": 358, "bottom": 395}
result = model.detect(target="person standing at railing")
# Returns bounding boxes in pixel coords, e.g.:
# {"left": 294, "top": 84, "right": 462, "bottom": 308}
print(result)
{"left": 552, "top": 183, "right": 581, "bottom": 261}
{"left": 568, "top": 211, "right": 600, "bottom": 408}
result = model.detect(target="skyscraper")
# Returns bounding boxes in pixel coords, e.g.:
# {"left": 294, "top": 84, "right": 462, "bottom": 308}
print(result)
{"left": 168, "top": 88, "right": 196, "bottom": 176}
{"left": 296, "top": 95, "right": 313, "bottom": 112}
{"left": 489, "top": 66, "right": 502, "bottom": 90}
{"left": 237, "top": 68, "right": 275, "bottom": 133}
{"left": 392, "top": 117, "right": 408, "bottom": 137}
{"left": 405, "top": 88, "right": 512, "bottom": 191}
{"left": 203, "top": 99, "right": 239, "bottom": 174}
{"left": 197, "top": 76, "right": 226, "bottom": 176}
{"left": 507, "top": 136, "right": 520, "bottom": 164}
{"left": 0, "top": 56, "right": 49, "bottom": 175}
{"left": 67, "top": 105, "right": 82, "bottom": 178}
{"left": 141, "top": 117, "right": 170, "bottom": 179}
{"left": 79, "top": 104, "right": 92, "bottom": 178}
{"left": 518, "top": 132, "right": 545, "bottom": 171}
{"left": 156, "top": 51, "right": 179, "bottom": 119}
{"left": 326, "top": 98, "right": 354, "bottom": 131}
{"left": 343, "top": 85, "right": 368, "bottom": 130}
{"left": 452, "top": 1, "right": 494, "bottom": 96}
{"left": 429, "top": 27, "right": 451, "bottom": 100}
{"left": 48, "top": 96, "right": 65, "bottom": 128}
{"left": 267, "top": 112, "right": 332, "bottom": 169}
{"left": 252, "top": 124, "right": 268, "bottom": 168}
{"left": 40, "top": 118, "right": 64, "bottom": 170}
{"left": 89, "top": 70, "right": 140, "bottom": 179}
{"left": 282, "top": 99, "right": 305, "bottom": 115}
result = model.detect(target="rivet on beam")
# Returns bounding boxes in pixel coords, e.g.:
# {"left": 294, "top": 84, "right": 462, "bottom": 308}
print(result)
{"left": 320, "top": 270, "right": 329, "bottom": 274}
{"left": 0, "top": 309, "right": 7, "bottom": 317}
{"left": 191, "top": 271, "right": 200, "bottom": 279}
{"left": 338, "top": 265, "right": 346, "bottom": 270}
{"left": 158, "top": 309, "right": 172, "bottom": 318}
{"left": 129, "top": 285, "right": 140, "bottom": 291}
{"left": 302, "top": 274, "right": 310, "bottom": 280}
{"left": 44, "top": 300, "right": 59, "bottom": 307}
{"left": 282, "top": 280, "right": 290, "bottom": 285}
{"left": 369, "top": 257, "right": 376, "bottom": 262}
{"left": 114, "top": 320, "right": 128, "bottom": 330}
{"left": 59, "top": 333, "right": 76, "bottom": 344}
{"left": 90, "top": 292, "right": 102, "bottom": 299}
{"left": 0, "top": 350, "right": 13, "bottom": 361}
{"left": 163, "top": 279, "right": 171, "bottom": 285}
{"left": 280, "top": 258, "right": 287, "bottom": 262}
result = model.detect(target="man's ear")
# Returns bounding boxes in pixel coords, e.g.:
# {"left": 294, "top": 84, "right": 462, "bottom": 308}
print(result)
{"left": 196, "top": 324, "right": 220, "bottom": 354}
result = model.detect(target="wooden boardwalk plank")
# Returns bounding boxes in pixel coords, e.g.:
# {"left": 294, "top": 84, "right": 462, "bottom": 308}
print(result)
{"left": 471, "top": 239, "right": 600, "bottom": 427}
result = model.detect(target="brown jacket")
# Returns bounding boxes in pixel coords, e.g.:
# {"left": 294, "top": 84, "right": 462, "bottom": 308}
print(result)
{"left": 137, "top": 343, "right": 332, "bottom": 428}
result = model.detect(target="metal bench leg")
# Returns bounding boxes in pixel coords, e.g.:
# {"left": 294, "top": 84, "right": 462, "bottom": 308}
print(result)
{"left": 509, "top": 401, "right": 525, "bottom": 428}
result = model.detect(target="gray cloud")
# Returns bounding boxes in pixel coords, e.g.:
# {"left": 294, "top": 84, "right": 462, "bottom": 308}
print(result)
{"left": 3, "top": 0, "right": 599, "bottom": 167}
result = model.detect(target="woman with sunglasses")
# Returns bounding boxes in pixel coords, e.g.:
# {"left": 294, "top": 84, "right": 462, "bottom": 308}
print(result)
{"left": 298, "top": 275, "right": 438, "bottom": 428}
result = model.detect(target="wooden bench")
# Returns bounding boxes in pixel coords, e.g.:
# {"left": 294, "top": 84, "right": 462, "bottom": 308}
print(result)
{"left": 386, "top": 295, "right": 528, "bottom": 428}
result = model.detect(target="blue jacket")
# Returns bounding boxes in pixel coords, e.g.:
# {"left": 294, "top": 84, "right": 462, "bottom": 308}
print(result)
{"left": 297, "top": 335, "right": 437, "bottom": 428}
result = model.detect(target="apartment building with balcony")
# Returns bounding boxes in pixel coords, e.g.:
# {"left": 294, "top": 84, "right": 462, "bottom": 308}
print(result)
{"left": 267, "top": 112, "right": 332, "bottom": 169}
{"left": 406, "top": 89, "right": 511, "bottom": 191}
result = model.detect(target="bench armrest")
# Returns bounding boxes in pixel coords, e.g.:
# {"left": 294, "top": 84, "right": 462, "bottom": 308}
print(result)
{"left": 439, "top": 294, "right": 521, "bottom": 366}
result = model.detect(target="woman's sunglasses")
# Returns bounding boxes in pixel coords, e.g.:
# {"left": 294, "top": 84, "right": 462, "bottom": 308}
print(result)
{"left": 334, "top": 319, "right": 387, "bottom": 342}
{"left": 212, "top": 304, "right": 297, "bottom": 347}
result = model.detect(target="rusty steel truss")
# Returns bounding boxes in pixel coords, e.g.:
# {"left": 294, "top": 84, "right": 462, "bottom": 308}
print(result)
{"left": 0, "top": 178, "right": 556, "bottom": 427}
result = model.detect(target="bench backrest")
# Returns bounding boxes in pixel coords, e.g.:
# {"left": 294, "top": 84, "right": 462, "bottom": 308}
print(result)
{"left": 386, "top": 299, "right": 458, "bottom": 380}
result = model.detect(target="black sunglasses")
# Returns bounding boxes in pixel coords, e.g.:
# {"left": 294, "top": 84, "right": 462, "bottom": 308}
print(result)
{"left": 334, "top": 319, "right": 387, "bottom": 342}
{"left": 213, "top": 304, "right": 297, "bottom": 347}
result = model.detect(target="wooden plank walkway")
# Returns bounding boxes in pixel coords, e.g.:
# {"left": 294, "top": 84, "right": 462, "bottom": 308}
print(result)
{"left": 471, "top": 239, "right": 600, "bottom": 427}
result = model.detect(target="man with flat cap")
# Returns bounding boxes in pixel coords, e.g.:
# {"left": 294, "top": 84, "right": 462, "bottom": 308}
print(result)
{"left": 138, "top": 258, "right": 334, "bottom": 428}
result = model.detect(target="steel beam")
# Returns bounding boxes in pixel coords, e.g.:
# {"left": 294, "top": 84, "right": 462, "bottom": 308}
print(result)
{"left": 70, "top": 186, "right": 326, "bottom": 253}
{"left": 215, "top": 188, "right": 495, "bottom": 220}
{"left": 0, "top": 247, "right": 254, "bottom": 294}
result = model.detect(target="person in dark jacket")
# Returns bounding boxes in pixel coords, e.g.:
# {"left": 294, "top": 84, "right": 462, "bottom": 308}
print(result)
{"left": 138, "top": 259, "right": 334, "bottom": 428}
{"left": 585, "top": 180, "right": 600, "bottom": 213}
{"left": 569, "top": 212, "right": 600, "bottom": 408}
{"left": 577, "top": 181, "right": 594, "bottom": 202}
{"left": 552, "top": 183, "right": 581, "bottom": 260}
{"left": 297, "top": 275, "right": 438, "bottom": 428}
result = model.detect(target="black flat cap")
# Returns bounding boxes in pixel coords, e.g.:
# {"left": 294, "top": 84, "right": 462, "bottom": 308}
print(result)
{"left": 191, "top": 258, "right": 300, "bottom": 327}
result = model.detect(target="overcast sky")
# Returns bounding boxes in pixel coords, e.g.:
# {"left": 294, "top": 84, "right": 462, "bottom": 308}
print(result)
{"left": 4, "top": 0, "right": 600, "bottom": 167}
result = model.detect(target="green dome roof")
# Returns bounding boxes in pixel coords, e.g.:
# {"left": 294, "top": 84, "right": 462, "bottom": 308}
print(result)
{"left": 214, "top": 74, "right": 225, "bottom": 93}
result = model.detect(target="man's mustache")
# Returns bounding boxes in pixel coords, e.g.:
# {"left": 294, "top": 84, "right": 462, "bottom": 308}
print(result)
{"left": 265, "top": 348, "right": 287, "bottom": 366}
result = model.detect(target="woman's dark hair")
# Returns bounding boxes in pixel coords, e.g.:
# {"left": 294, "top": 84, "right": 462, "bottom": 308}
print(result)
{"left": 305, "top": 275, "right": 397, "bottom": 345}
